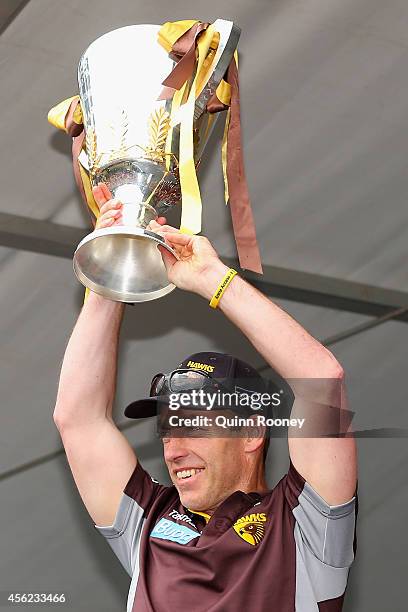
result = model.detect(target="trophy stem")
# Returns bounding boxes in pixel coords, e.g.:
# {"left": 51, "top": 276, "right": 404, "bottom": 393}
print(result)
{"left": 119, "top": 201, "right": 157, "bottom": 228}
{"left": 110, "top": 183, "right": 156, "bottom": 228}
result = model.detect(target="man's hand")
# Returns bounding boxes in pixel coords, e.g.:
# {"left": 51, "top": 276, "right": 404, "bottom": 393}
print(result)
{"left": 93, "top": 183, "right": 123, "bottom": 230}
{"left": 148, "top": 219, "right": 228, "bottom": 297}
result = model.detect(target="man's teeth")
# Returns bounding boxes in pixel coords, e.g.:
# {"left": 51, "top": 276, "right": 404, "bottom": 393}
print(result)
{"left": 176, "top": 468, "right": 203, "bottom": 480}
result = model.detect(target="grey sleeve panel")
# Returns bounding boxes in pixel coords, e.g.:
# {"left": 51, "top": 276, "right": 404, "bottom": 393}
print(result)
{"left": 127, "top": 569, "right": 141, "bottom": 612}
{"left": 294, "top": 523, "right": 350, "bottom": 607}
{"left": 294, "top": 541, "right": 319, "bottom": 612}
{"left": 292, "top": 481, "right": 356, "bottom": 568}
{"left": 94, "top": 492, "right": 145, "bottom": 577}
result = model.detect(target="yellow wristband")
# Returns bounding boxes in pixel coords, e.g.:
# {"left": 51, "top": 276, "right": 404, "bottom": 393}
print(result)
{"left": 209, "top": 268, "right": 237, "bottom": 308}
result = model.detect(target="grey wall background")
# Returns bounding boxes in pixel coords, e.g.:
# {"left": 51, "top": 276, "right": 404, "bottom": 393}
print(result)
{"left": 1, "top": 0, "right": 407, "bottom": 610}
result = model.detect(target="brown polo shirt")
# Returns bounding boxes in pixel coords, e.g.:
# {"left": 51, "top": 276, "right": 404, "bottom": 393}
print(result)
{"left": 95, "top": 460, "right": 357, "bottom": 611}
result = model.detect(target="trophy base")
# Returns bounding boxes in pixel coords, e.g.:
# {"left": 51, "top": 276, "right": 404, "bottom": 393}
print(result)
{"left": 73, "top": 226, "right": 178, "bottom": 303}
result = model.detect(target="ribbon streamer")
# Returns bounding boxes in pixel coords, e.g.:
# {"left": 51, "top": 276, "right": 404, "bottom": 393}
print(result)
{"left": 158, "top": 20, "right": 263, "bottom": 273}
{"left": 224, "top": 54, "right": 262, "bottom": 274}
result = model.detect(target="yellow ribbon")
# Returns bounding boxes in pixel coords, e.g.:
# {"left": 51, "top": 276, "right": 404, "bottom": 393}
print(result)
{"left": 221, "top": 50, "right": 238, "bottom": 206}
{"left": 158, "top": 20, "right": 199, "bottom": 53}
{"left": 48, "top": 97, "right": 91, "bottom": 305}
{"left": 195, "top": 31, "right": 220, "bottom": 96}
{"left": 158, "top": 21, "right": 234, "bottom": 234}
{"left": 216, "top": 78, "right": 231, "bottom": 107}
{"left": 221, "top": 107, "right": 231, "bottom": 203}
{"left": 78, "top": 162, "right": 99, "bottom": 219}
{"left": 158, "top": 19, "right": 206, "bottom": 177}
{"left": 47, "top": 95, "right": 82, "bottom": 132}
{"left": 177, "top": 24, "right": 216, "bottom": 234}
{"left": 217, "top": 77, "right": 233, "bottom": 203}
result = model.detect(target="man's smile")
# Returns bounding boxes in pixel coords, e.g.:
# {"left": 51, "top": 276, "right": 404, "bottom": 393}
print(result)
{"left": 173, "top": 467, "right": 205, "bottom": 485}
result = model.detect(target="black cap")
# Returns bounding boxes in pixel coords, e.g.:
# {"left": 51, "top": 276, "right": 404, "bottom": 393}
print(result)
{"left": 124, "top": 351, "right": 293, "bottom": 419}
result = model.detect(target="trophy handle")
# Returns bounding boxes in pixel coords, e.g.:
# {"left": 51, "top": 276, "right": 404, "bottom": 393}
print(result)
{"left": 193, "top": 19, "right": 241, "bottom": 121}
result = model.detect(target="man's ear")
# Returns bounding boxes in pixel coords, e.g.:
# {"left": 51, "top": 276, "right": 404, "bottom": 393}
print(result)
{"left": 243, "top": 416, "right": 266, "bottom": 454}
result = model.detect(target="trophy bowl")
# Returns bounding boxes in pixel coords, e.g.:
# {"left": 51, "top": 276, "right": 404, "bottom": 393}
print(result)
{"left": 73, "top": 227, "right": 176, "bottom": 303}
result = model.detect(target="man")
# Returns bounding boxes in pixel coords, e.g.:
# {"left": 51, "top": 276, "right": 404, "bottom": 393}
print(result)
{"left": 54, "top": 184, "right": 357, "bottom": 612}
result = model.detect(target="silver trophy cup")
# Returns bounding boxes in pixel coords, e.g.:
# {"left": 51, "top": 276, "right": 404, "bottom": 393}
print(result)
{"left": 73, "top": 21, "right": 240, "bottom": 302}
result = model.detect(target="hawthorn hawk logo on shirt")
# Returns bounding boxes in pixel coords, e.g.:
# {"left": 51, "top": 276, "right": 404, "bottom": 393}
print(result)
{"left": 233, "top": 512, "right": 267, "bottom": 546}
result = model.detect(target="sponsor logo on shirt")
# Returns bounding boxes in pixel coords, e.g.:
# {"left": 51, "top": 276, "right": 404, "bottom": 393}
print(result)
{"left": 150, "top": 518, "right": 199, "bottom": 545}
{"left": 168, "top": 509, "right": 196, "bottom": 528}
{"left": 233, "top": 512, "right": 267, "bottom": 546}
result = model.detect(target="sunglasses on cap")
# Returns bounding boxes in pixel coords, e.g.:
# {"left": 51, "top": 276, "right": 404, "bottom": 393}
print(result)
{"left": 150, "top": 369, "right": 230, "bottom": 397}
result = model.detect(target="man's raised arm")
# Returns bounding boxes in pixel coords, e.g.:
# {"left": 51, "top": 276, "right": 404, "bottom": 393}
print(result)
{"left": 152, "top": 226, "right": 357, "bottom": 506}
{"left": 53, "top": 185, "right": 137, "bottom": 527}
{"left": 200, "top": 263, "right": 357, "bottom": 505}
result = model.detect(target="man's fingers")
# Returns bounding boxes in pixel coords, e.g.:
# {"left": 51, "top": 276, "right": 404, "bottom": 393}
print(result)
{"left": 92, "top": 183, "right": 112, "bottom": 208}
{"left": 148, "top": 219, "right": 178, "bottom": 232}
{"left": 100, "top": 183, "right": 113, "bottom": 201}
{"left": 98, "top": 199, "right": 123, "bottom": 216}
{"left": 96, "top": 208, "right": 123, "bottom": 228}
{"left": 157, "top": 244, "right": 177, "bottom": 272}
{"left": 99, "top": 208, "right": 122, "bottom": 222}
{"left": 96, "top": 214, "right": 123, "bottom": 229}
{"left": 92, "top": 185, "right": 109, "bottom": 208}
{"left": 157, "top": 225, "right": 181, "bottom": 233}
{"left": 152, "top": 224, "right": 181, "bottom": 234}
{"left": 162, "top": 231, "right": 192, "bottom": 245}
{"left": 96, "top": 217, "right": 121, "bottom": 229}
{"left": 92, "top": 186, "right": 107, "bottom": 208}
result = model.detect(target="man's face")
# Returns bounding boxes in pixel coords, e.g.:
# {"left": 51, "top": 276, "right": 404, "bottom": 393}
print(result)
{"left": 161, "top": 411, "right": 250, "bottom": 514}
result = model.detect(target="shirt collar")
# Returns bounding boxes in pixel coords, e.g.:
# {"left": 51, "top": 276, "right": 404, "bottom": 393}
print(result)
{"left": 185, "top": 490, "right": 267, "bottom": 528}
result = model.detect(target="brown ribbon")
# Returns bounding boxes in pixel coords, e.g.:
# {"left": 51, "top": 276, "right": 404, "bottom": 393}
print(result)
{"left": 158, "top": 22, "right": 209, "bottom": 101}
{"left": 160, "top": 23, "right": 263, "bottom": 274}
{"left": 206, "top": 92, "right": 228, "bottom": 114}
{"left": 223, "top": 58, "right": 262, "bottom": 274}
{"left": 65, "top": 97, "right": 84, "bottom": 137}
